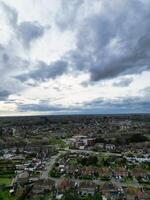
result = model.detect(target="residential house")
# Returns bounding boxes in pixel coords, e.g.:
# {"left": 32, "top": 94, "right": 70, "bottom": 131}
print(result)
{"left": 132, "top": 167, "right": 146, "bottom": 178}
{"left": 14, "top": 171, "right": 29, "bottom": 186}
{"left": 67, "top": 166, "right": 79, "bottom": 177}
{"left": 124, "top": 186, "right": 145, "bottom": 200}
{"left": 101, "top": 182, "right": 123, "bottom": 199}
{"left": 31, "top": 178, "right": 55, "bottom": 196}
{"left": 56, "top": 178, "right": 74, "bottom": 193}
{"left": 115, "top": 167, "right": 128, "bottom": 177}
{"left": 81, "top": 167, "right": 97, "bottom": 177}
{"left": 105, "top": 144, "right": 116, "bottom": 151}
{"left": 98, "top": 168, "right": 112, "bottom": 179}
{"left": 79, "top": 181, "right": 97, "bottom": 195}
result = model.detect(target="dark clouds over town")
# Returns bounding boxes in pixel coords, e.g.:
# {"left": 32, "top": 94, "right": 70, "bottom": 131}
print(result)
{"left": 0, "top": 0, "right": 150, "bottom": 115}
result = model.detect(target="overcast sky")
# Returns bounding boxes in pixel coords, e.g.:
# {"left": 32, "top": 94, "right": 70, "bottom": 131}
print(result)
{"left": 0, "top": 0, "right": 150, "bottom": 116}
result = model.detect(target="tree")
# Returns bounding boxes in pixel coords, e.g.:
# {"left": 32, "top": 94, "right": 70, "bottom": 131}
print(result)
{"left": 49, "top": 169, "right": 60, "bottom": 178}
{"left": 93, "top": 192, "right": 102, "bottom": 200}
{"left": 127, "top": 134, "right": 148, "bottom": 143}
{"left": 82, "top": 193, "right": 102, "bottom": 200}
{"left": 0, "top": 194, "right": 4, "bottom": 200}
{"left": 0, "top": 127, "right": 3, "bottom": 138}
{"left": 77, "top": 155, "right": 98, "bottom": 166}
{"left": 62, "top": 189, "right": 81, "bottom": 200}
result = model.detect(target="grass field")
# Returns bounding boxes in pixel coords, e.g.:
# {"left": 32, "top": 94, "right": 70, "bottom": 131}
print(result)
{"left": 0, "top": 177, "right": 12, "bottom": 185}
{"left": 0, "top": 190, "right": 16, "bottom": 200}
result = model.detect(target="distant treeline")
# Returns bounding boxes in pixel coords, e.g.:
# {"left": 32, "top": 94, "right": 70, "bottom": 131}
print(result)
{"left": 0, "top": 113, "right": 149, "bottom": 127}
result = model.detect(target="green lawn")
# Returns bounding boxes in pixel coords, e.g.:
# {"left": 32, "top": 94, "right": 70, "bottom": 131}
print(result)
{"left": 0, "top": 190, "right": 16, "bottom": 200}
{"left": 0, "top": 178, "right": 12, "bottom": 185}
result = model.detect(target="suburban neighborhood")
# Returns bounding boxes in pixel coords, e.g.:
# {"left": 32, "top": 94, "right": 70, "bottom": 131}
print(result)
{"left": 0, "top": 115, "right": 149, "bottom": 199}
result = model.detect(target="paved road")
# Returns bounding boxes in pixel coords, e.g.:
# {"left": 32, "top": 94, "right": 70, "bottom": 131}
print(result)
{"left": 67, "top": 149, "right": 121, "bottom": 157}
{"left": 41, "top": 153, "right": 61, "bottom": 179}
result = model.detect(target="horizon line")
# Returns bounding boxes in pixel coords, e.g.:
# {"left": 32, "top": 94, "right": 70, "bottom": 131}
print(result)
{"left": 0, "top": 112, "right": 150, "bottom": 118}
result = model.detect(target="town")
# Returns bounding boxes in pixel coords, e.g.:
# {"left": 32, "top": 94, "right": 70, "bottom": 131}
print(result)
{"left": 0, "top": 114, "right": 150, "bottom": 200}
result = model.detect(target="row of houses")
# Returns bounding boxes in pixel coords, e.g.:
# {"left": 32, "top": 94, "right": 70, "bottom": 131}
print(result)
{"left": 11, "top": 176, "right": 145, "bottom": 200}
{"left": 57, "top": 165, "right": 148, "bottom": 179}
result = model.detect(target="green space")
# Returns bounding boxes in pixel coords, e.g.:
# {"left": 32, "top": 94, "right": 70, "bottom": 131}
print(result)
{"left": 0, "top": 190, "right": 16, "bottom": 200}
{"left": 0, "top": 178, "right": 12, "bottom": 185}
{"left": 49, "top": 137, "right": 67, "bottom": 149}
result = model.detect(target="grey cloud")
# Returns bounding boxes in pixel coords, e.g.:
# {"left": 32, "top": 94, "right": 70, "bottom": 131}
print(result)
{"left": 0, "top": 2, "right": 46, "bottom": 48}
{"left": 113, "top": 77, "right": 133, "bottom": 87}
{"left": 53, "top": 86, "right": 61, "bottom": 92}
{"left": 141, "top": 86, "right": 150, "bottom": 94}
{"left": 26, "top": 82, "right": 38, "bottom": 87}
{"left": 18, "top": 104, "right": 59, "bottom": 112}
{"left": 0, "top": 90, "right": 11, "bottom": 101}
{"left": 0, "top": 43, "right": 29, "bottom": 94}
{"left": 140, "top": 86, "right": 150, "bottom": 100}
{"left": 0, "top": 44, "right": 29, "bottom": 72}
{"left": 17, "top": 95, "right": 150, "bottom": 114}
{"left": 0, "top": 1, "right": 18, "bottom": 26}
{"left": 56, "top": 0, "right": 84, "bottom": 30}
{"left": 17, "top": 85, "right": 150, "bottom": 114}
{"left": 2, "top": 0, "right": 150, "bottom": 88}
{"left": 0, "top": 0, "right": 150, "bottom": 115}
{"left": 17, "top": 102, "right": 68, "bottom": 113}
{"left": 83, "top": 96, "right": 150, "bottom": 114}
{"left": 16, "top": 60, "right": 68, "bottom": 83}
{"left": 68, "top": 0, "right": 150, "bottom": 81}
{"left": 17, "top": 21, "right": 47, "bottom": 48}
{"left": 0, "top": 2, "right": 49, "bottom": 98}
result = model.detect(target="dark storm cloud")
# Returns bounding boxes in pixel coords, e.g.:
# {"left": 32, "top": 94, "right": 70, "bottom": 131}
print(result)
{"left": 113, "top": 77, "right": 133, "bottom": 87}
{"left": 16, "top": 60, "right": 68, "bottom": 83}
{"left": 67, "top": 0, "right": 150, "bottom": 81}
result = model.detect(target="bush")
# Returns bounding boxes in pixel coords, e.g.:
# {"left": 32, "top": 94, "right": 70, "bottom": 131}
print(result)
{"left": 126, "top": 134, "right": 148, "bottom": 143}
{"left": 49, "top": 169, "right": 61, "bottom": 178}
